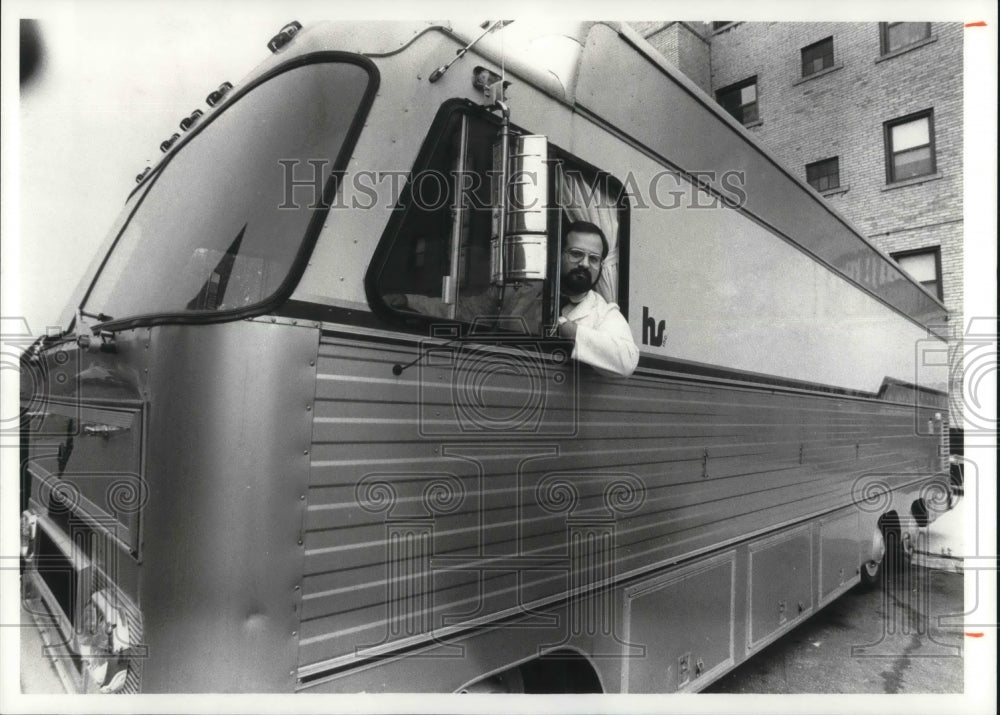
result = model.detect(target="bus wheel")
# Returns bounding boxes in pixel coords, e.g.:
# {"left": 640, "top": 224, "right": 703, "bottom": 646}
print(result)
{"left": 873, "top": 511, "right": 916, "bottom": 579}
{"left": 859, "top": 526, "right": 886, "bottom": 589}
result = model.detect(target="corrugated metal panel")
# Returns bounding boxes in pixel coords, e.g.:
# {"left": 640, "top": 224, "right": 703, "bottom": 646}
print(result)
{"left": 298, "top": 333, "right": 938, "bottom": 672}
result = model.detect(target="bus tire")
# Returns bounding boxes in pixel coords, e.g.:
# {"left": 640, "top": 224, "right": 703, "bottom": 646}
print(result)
{"left": 859, "top": 526, "right": 886, "bottom": 590}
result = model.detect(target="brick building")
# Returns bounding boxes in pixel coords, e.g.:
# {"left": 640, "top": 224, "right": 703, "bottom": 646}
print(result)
{"left": 633, "top": 21, "right": 965, "bottom": 438}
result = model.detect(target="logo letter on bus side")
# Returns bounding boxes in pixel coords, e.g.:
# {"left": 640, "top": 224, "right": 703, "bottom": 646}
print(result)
{"left": 642, "top": 307, "right": 666, "bottom": 347}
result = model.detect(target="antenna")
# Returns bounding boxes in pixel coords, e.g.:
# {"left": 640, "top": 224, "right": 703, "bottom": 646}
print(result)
{"left": 500, "top": 17, "right": 506, "bottom": 89}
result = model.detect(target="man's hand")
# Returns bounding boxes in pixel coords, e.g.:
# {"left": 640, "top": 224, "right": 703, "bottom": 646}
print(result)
{"left": 557, "top": 318, "right": 577, "bottom": 340}
{"left": 384, "top": 293, "right": 409, "bottom": 310}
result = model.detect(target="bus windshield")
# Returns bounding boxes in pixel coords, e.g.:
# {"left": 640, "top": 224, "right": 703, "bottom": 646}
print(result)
{"left": 83, "top": 60, "right": 371, "bottom": 324}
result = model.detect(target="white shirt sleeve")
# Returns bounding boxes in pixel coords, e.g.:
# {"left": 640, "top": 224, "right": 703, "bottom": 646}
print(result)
{"left": 568, "top": 295, "right": 639, "bottom": 377}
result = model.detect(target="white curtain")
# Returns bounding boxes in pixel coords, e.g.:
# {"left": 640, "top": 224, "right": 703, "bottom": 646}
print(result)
{"left": 557, "top": 168, "right": 620, "bottom": 303}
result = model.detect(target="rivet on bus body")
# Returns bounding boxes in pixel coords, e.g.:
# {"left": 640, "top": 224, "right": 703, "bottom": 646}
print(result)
{"left": 297, "top": 540, "right": 303, "bottom": 545}
{"left": 306, "top": 405, "right": 312, "bottom": 411}
{"left": 291, "top": 631, "right": 297, "bottom": 636}
{"left": 294, "top": 585, "right": 300, "bottom": 591}
{"left": 309, "top": 360, "right": 315, "bottom": 366}
{"left": 300, "top": 495, "right": 305, "bottom": 500}
{"left": 303, "top": 450, "right": 309, "bottom": 455}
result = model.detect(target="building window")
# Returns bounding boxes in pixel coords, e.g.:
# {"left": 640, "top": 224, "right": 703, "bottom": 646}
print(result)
{"left": 892, "top": 247, "right": 942, "bottom": 300}
{"left": 884, "top": 110, "right": 935, "bottom": 182}
{"left": 716, "top": 77, "right": 758, "bottom": 125}
{"left": 880, "top": 22, "right": 931, "bottom": 55}
{"left": 806, "top": 157, "right": 840, "bottom": 192}
{"left": 801, "top": 37, "right": 835, "bottom": 77}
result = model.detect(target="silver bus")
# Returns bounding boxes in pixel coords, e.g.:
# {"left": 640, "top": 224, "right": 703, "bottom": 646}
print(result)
{"left": 19, "top": 20, "right": 952, "bottom": 693}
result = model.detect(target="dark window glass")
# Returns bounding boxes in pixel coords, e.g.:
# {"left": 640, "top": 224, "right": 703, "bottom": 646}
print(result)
{"left": 885, "top": 111, "right": 936, "bottom": 182}
{"left": 880, "top": 22, "right": 931, "bottom": 54}
{"left": 801, "top": 37, "right": 835, "bottom": 76}
{"left": 712, "top": 22, "right": 734, "bottom": 31}
{"left": 84, "top": 62, "right": 371, "bottom": 322}
{"left": 375, "top": 111, "right": 545, "bottom": 334}
{"left": 892, "top": 248, "right": 942, "bottom": 300}
{"left": 806, "top": 157, "right": 840, "bottom": 192}
{"left": 375, "top": 110, "right": 628, "bottom": 334}
{"left": 716, "top": 77, "right": 758, "bottom": 125}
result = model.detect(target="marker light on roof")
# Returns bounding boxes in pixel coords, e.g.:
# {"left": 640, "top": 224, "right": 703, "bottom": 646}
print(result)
{"left": 179, "top": 109, "right": 204, "bottom": 132}
{"left": 206, "top": 81, "right": 233, "bottom": 107}
{"left": 159, "top": 133, "right": 180, "bottom": 153}
{"left": 267, "top": 21, "right": 302, "bottom": 53}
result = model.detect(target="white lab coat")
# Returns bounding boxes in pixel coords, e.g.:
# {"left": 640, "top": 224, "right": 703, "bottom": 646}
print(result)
{"left": 560, "top": 291, "right": 639, "bottom": 377}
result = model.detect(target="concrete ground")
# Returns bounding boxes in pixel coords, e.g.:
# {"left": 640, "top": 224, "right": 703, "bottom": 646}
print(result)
{"left": 707, "top": 500, "right": 967, "bottom": 694}
{"left": 19, "top": 599, "right": 66, "bottom": 694}
{"left": 911, "top": 491, "right": 966, "bottom": 573}
{"left": 705, "top": 568, "right": 964, "bottom": 693}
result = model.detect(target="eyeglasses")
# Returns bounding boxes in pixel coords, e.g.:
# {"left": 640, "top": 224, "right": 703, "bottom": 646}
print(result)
{"left": 563, "top": 247, "right": 603, "bottom": 269}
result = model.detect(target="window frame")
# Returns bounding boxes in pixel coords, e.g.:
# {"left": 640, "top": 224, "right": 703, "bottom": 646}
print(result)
{"left": 891, "top": 246, "right": 943, "bottom": 300}
{"left": 82, "top": 53, "right": 380, "bottom": 334}
{"left": 366, "top": 100, "right": 497, "bottom": 332}
{"left": 365, "top": 100, "right": 632, "bottom": 336}
{"left": 715, "top": 76, "right": 759, "bottom": 126}
{"left": 883, "top": 109, "right": 936, "bottom": 184}
{"left": 549, "top": 147, "right": 632, "bottom": 323}
{"left": 805, "top": 156, "right": 841, "bottom": 193}
{"left": 800, "top": 37, "right": 835, "bottom": 78}
{"left": 879, "top": 22, "right": 932, "bottom": 56}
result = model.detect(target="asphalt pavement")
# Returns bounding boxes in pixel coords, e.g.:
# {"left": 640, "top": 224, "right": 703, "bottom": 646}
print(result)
{"left": 707, "top": 499, "right": 968, "bottom": 694}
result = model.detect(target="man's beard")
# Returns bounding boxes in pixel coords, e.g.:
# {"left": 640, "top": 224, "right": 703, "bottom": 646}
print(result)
{"left": 562, "top": 267, "right": 596, "bottom": 295}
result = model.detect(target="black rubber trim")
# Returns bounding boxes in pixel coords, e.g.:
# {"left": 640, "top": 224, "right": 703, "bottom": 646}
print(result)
{"left": 276, "top": 299, "right": 388, "bottom": 330}
{"left": 84, "top": 53, "right": 380, "bottom": 334}
{"left": 635, "top": 353, "right": 878, "bottom": 398}
{"left": 279, "top": 302, "right": 941, "bottom": 404}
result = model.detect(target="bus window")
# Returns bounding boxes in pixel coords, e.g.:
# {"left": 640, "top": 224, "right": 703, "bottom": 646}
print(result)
{"left": 83, "top": 61, "right": 373, "bottom": 325}
{"left": 373, "top": 112, "right": 629, "bottom": 335}
{"left": 374, "top": 109, "right": 544, "bottom": 335}
{"left": 554, "top": 160, "right": 628, "bottom": 314}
